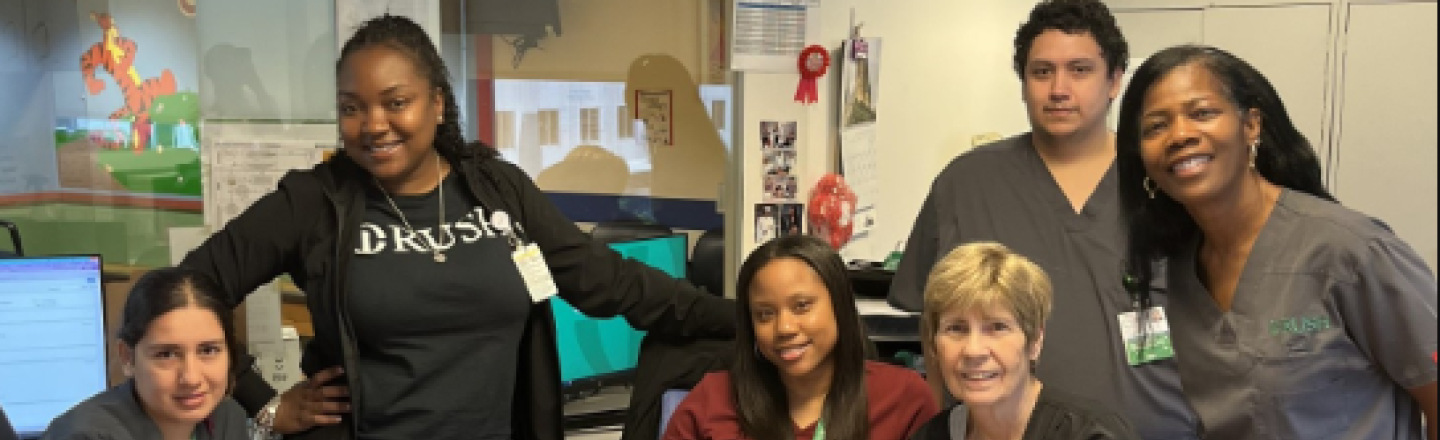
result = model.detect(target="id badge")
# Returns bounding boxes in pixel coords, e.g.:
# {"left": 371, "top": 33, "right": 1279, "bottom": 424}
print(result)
{"left": 513, "top": 243, "right": 559, "bottom": 303}
{"left": 1118, "top": 306, "right": 1174, "bottom": 365}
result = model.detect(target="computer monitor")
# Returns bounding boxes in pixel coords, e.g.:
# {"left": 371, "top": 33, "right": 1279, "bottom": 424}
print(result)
{"left": 0, "top": 255, "right": 108, "bottom": 438}
{"left": 552, "top": 233, "right": 688, "bottom": 399}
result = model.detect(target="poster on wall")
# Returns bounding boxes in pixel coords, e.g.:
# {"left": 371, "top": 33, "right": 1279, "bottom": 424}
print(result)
{"left": 49, "top": 1, "right": 204, "bottom": 198}
{"left": 201, "top": 123, "right": 336, "bottom": 230}
{"left": 837, "top": 37, "right": 883, "bottom": 261}
{"left": 760, "top": 120, "right": 798, "bottom": 202}
{"left": 635, "top": 89, "right": 674, "bottom": 148}
{"left": 730, "top": 0, "right": 818, "bottom": 72}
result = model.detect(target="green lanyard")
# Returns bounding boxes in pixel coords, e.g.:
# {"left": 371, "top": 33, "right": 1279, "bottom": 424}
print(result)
{"left": 812, "top": 418, "right": 826, "bottom": 440}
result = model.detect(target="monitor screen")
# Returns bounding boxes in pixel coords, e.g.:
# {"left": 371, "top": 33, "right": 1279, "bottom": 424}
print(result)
{"left": 0, "top": 255, "right": 108, "bottom": 437}
{"left": 551, "top": 234, "right": 688, "bottom": 390}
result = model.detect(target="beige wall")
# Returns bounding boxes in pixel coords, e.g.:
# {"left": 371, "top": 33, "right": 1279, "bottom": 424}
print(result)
{"left": 487, "top": 0, "right": 728, "bottom": 85}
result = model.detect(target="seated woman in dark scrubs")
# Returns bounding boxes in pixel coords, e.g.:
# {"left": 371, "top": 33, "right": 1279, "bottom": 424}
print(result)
{"left": 910, "top": 242, "right": 1140, "bottom": 440}
{"left": 1116, "top": 44, "right": 1437, "bottom": 440}
{"left": 42, "top": 268, "right": 248, "bottom": 440}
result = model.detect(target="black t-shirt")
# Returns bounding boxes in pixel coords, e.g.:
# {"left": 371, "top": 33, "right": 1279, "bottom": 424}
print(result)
{"left": 349, "top": 172, "right": 531, "bottom": 440}
{"left": 908, "top": 386, "right": 1140, "bottom": 440}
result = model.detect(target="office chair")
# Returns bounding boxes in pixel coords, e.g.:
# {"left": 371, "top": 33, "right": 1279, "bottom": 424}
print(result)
{"left": 0, "top": 220, "right": 21, "bottom": 257}
{"left": 657, "top": 389, "right": 691, "bottom": 439}
{"left": 588, "top": 219, "right": 674, "bottom": 246}
{"left": 686, "top": 227, "right": 724, "bottom": 296}
{"left": 0, "top": 403, "right": 18, "bottom": 440}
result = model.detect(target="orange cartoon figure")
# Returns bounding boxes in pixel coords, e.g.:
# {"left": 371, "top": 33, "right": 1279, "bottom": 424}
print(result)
{"left": 80, "top": 12, "right": 176, "bottom": 153}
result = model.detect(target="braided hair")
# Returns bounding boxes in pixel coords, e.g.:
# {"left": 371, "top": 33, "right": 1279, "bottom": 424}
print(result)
{"left": 338, "top": 14, "right": 496, "bottom": 161}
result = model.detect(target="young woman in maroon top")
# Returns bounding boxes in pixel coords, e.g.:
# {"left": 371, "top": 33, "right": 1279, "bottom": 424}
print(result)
{"left": 663, "top": 235, "right": 939, "bottom": 440}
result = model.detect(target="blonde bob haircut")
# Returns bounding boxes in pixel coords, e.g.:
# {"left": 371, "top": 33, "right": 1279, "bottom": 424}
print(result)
{"left": 919, "top": 242, "right": 1053, "bottom": 401}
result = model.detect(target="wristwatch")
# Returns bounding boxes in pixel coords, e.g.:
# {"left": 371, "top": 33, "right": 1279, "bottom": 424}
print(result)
{"left": 252, "top": 395, "right": 284, "bottom": 440}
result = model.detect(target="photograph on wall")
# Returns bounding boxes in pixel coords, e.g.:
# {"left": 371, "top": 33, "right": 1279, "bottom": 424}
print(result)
{"left": 758, "top": 120, "right": 797, "bottom": 149}
{"left": 759, "top": 119, "right": 798, "bottom": 203}
{"left": 762, "top": 148, "right": 795, "bottom": 176}
{"left": 763, "top": 174, "right": 797, "bottom": 202}
{"left": 779, "top": 203, "right": 805, "bottom": 237}
{"left": 754, "top": 203, "right": 779, "bottom": 244}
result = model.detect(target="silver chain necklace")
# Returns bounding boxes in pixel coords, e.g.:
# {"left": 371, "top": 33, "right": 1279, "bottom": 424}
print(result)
{"left": 375, "top": 154, "right": 451, "bottom": 263}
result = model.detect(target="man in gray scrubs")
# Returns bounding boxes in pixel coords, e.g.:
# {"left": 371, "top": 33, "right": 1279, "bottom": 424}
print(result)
{"left": 887, "top": 1, "right": 1200, "bottom": 438}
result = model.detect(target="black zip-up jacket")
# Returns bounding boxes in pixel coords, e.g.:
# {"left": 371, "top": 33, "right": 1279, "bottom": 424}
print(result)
{"left": 181, "top": 152, "right": 736, "bottom": 440}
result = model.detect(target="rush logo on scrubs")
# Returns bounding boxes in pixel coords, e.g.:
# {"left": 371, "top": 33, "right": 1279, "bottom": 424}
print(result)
{"left": 1268, "top": 316, "right": 1332, "bottom": 336}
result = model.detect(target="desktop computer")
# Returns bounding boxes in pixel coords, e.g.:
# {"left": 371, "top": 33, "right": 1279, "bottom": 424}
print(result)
{"left": 553, "top": 233, "right": 689, "bottom": 430}
{"left": 0, "top": 255, "right": 109, "bottom": 438}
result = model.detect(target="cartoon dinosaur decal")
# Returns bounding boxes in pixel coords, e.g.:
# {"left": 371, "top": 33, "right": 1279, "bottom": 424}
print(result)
{"left": 80, "top": 11, "right": 176, "bottom": 152}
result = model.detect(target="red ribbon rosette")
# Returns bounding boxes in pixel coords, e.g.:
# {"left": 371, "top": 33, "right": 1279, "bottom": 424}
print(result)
{"left": 794, "top": 45, "right": 830, "bottom": 105}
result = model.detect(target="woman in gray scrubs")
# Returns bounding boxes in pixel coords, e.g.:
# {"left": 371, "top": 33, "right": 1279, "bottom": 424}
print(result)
{"left": 1114, "top": 44, "right": 1437, "bottom": 440}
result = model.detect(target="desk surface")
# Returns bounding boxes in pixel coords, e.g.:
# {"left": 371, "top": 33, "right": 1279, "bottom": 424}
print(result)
{"left": 859, "top": 299, "right": 919, "bottom": 343}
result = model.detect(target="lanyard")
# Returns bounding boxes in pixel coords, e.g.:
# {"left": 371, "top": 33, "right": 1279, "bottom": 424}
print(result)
{"left": 812, "top": 417, "right": 826, "bottom": 440}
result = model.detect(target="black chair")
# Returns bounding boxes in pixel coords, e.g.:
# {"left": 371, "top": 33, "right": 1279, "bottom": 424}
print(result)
{"left": 0, "top": 220, "right": 21, "bottom": 257}
{"left": 0, "top": 403, "right": 19, "bottom": 440}
{"left": 588, "top": 220, "right": 674, "bottom": 246}
{"left": 687, "top": 227, "right": 724, "bottom": 296}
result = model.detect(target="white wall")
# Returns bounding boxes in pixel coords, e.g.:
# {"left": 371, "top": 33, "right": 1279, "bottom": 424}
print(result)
{"left": 1332, "top": 1, "right": 1438, "bottom": 270}
{"left": 736, "top": 0, "right": 1039, "bottom": 263}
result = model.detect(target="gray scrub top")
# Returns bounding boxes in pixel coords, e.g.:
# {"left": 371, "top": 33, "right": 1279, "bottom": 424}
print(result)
{"left": 889, "top": 134, "right": 1201, "bottom": 440}
{"left": 1166, "top": 189, "right": 1437, "bottom": 440}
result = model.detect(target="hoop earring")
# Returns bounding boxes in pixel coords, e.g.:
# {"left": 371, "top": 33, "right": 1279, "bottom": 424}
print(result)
{"left": 1143, "top": 177, "right": 1158, "bottom": 199}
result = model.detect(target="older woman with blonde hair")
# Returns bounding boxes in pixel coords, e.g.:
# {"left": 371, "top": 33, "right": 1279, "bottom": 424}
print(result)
{"left": 911, "top": 242, "right": 1139, "bottom": 440}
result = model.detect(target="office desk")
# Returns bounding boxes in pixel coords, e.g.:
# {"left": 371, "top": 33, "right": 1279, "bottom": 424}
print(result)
{"left": 849, "top": 268, "right": 895, "bottom": 298}
{"left": 849, "top": 268, "right": 922, "bottom": 370}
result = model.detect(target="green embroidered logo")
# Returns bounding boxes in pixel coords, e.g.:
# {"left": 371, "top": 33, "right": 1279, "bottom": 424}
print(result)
{"left": 1269, "top": 316, "right": 1332, "bottom": 336}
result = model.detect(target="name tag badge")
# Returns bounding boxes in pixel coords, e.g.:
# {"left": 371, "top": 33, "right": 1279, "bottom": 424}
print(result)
{"left": 513, "top": 243, "right": 559, "bottom": 303}
{"left": 1118, "top": 306, "right": 1175, "bottom": 366}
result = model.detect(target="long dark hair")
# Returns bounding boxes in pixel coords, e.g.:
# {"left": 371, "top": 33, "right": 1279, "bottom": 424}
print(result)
{"left": 1116, "top": 45, "right": 1334, "bottom": 296}
{"left": 337, "top": 14, "right": 496, "bottom": 162}
{"left": 119, "top": 267, "right": 243, "bottom": 387}
{"left": 731, "top": 236, "right": 875, "bottom": 440}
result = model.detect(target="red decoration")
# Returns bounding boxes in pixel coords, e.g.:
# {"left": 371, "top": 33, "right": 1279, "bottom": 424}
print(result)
{"left": 807, "top": 173, "right": 858, "bottom": 250}
{"left": 794, "top": 45, "right": 830, "bottom": 105}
